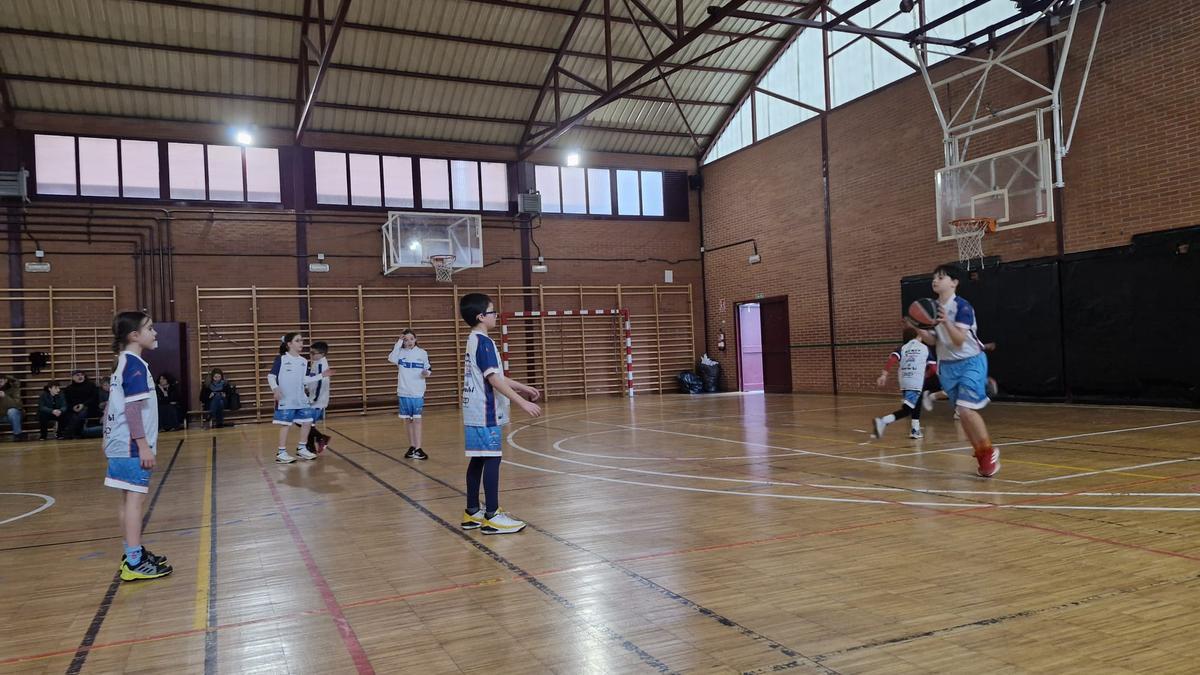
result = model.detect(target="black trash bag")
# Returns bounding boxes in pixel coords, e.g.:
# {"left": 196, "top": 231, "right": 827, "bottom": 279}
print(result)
{"left": 697, "top": 361, "right": 720, "bottom": 393}
{"left": 676, "top": 371, "right": 703, "bottom": 394}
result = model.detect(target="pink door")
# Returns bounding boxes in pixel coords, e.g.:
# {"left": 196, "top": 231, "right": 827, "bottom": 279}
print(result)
{"left": 738, "top": 303, "right": 764, "bottom": 391}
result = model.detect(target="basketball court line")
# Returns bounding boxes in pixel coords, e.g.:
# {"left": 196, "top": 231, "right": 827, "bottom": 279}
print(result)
{"left": 322, "top": 446, "right": 679, "bottom": 675}
{"left": 197, "top": 438, "right": 218, "bottom": 675}
{"left": 67, "top": 439, "right": 185, "bottom": 675}
{"left": 325, "top": 426, "right": 831, "bottom": 673}
{"left": 255, "top": 453, "right": 375, "bottom": 674}
{"left": 876, "top": 418, "right": 1200, "bottom": 460}
{"left": 505, "top": 409, "right": 1200, "bottom": 512}
{"left": 0, "top": 492, "right": 56, "bottom": 525}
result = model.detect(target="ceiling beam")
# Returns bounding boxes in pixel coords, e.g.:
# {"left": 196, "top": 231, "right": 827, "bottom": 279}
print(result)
{"left": 621, "top": 0, "right": 703, "bottom": 152}
{"left": 5, "top": 74, "right": 707, "bottom": 138}
{"left": 0, "top": 28, "right": 731, "bottom": 108}
{"left": 294, "top": 0, "right": 351, "bottom": 142}
{"left": 824, "top": 0, "right": 878, "bottom": 27}
{"left": 519, "top": 0, "right": 755, "bottom": 159}
{"left": 625, "top": 0, "right": 677, "bottom": 41}
{"left": 521, "top": 0, "right": 596, "bottom": 149}
{"left": 714, "top": 7, "right": 963, "bottom": 46}
{"left": 697, "top": 2, "right": 822, "bottom": 159}
{"left": 125, "top": 0, "right": 757, "bottom": 76}
{"left": 457, "top": 0, "right": 783, "bottom": 42}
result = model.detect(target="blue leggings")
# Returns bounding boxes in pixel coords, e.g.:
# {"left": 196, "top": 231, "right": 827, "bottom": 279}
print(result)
{"left": 465, "top": 457, "right": 502, "bottom": 515}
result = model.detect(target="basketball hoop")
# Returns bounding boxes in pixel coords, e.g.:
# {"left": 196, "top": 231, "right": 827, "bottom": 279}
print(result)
{"left": 950, "top": 217, "right": 996, "bottom": 270}
{"left": 429, "top": 254, "right": 456, "bottom": 283}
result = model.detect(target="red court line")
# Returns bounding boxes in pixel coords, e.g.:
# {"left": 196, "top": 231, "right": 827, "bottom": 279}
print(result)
{"left": 9, "top": 462, "right": 1200, "bottom": 667}
{"left": 255, "top": 455, "right": 375, "bottom": 675}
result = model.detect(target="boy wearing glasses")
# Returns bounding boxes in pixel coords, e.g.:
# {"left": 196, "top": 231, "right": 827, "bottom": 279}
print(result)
{"left": 457, "top": 293, "right": 542, "bottom": 534}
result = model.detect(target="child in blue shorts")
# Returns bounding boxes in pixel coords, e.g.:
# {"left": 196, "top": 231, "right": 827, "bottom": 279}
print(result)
{"left": 458, "top": 294, "right": 542, "bottom": 535}
{"left": 388, "top": 329, "right": 431, "bottom": 460}
{"left": 268, "top": 332, "right": 333, "bottom": 464}
{"left": 105, "top": 311, "right": 172, "bottom": 581}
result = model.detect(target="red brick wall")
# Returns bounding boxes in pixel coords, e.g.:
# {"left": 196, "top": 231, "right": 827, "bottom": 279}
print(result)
{"left": 702, "top": 0, "right": 1199, "bottom": 394}
{"left": 2, "top": 129, "right": 703, "bottom": 405}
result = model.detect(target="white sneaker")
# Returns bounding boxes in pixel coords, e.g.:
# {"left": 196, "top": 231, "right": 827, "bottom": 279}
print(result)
{"left": 921, "top": 391, "right": 935, "bottom": 412}
{"left": 296, "top": 447, "right": 318, "bottom": 460}
{"left": 909, "top": 428, "right": 924, "bottom": 440}
{"left": 953, "top": 410, "right": 961, "bottom": 420}
{"left": 871, "top": 417, "right": 887, "bottom": 439}
{"left": 275, "top": 450, "right": 296, "bottom": 464}
{"left": 481, "top": 509, "right": 526, "bottom": 535}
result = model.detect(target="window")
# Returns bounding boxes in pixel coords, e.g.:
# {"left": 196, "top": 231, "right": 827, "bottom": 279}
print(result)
{"left": 349, "top": 153, "right": 382, "bottom": 206}
{"left": 245, "top": 147, "right": 280, "bottom": 202}
{"left": 77, "top": 137, "right": 119, "bottom": 197}
{"left": 316, "top": 151, "right": 506, "bottom": 211}
{"left": 616, "top": 170, "right": 640, "bottom": 216}
{"left": 168, "top": 142, "right": 206, "bottom": 200}
{"left": 450, "top": 160, "right": 480, "bottom": 211}
{"left": 383, "top": 156, "right": 414, "bottom": 208}
{"left": 640, "top": 171, "right": 664, "bottom": 217}
{"left": 314, "top": 151, "right": 348, "bottom": 205}
{"left": 586, "top": 168, "right": 611, "bottom": 215}
{"left": 207, "top": 145, "right": 244, "bottom": 201}
{"left": 560, "top": 167, "right": 587, "bottom": 214}
{"left": 535, "top": 165, "right": 561, "bottom": 213}
{"left": 705, "top": 2, "right": 1036, "bottom": 164}
{"left": 420, "top": 158, "right": 450, "bottom": 209}
{"left": 121, "top": 140, "right": 160, "bottom": 198}
{"left": 535, "top": 165, "right": 669, "bottom": 217}
{"left": 480, "top": 162, "right": 508, "bottom": 211}
{"left": 34, "top": 135, "right": 77, "bottom": 195}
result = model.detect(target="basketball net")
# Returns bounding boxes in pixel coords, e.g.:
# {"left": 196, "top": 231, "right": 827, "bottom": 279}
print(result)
{"left": 429, "top": 254, "right": 456, "bottom": 283}
{"left": 950, "top": 217, "right": 996, "bottom": 270}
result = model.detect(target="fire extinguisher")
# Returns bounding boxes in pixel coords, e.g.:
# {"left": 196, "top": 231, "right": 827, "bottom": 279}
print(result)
{"left": 717, "top": 326, "right": 726, "bottom": 351}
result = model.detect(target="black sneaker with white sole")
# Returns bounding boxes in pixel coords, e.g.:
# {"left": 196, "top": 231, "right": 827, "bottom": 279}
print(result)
{"left": 411, "top": 448, "right": 428, "bottom": 460}
{"left": 403, "top": 446, "right": 417, "bottom": 459}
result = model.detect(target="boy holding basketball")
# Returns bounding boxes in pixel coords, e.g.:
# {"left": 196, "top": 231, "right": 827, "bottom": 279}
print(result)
{"left": 914, "top": 265, "right": 999, "bottom": 477}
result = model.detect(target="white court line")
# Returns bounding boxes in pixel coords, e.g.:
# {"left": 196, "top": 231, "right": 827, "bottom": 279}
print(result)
{"left": 1022, "top": 455, "right": 1200, "bottom": 484}
{"left": 548, "top": 429, "right": 809, "bottom": 461}
{"left": 584, "top": 421, "right": 980, "bottom": 478}
{"left": 0, "top": 493, "right": 56, "bottom": 526}
{"left": 505, "top": 441, "right": 1200, "bottom": 512}
{"left": 876, "top": 418, "right": 1200, "bottom": 460}
{"left": 505, "top": 405, "right": 1200, "bottom": 512}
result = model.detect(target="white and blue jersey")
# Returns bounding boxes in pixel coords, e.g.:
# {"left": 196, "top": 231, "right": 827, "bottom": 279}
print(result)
{"left": 933, "top": 294, "right": 990, "bottom": 409}
{"left": 934, "top": 295, "right": 984, "bottom": 363}
{"left": 462, "top": 330, "right": 509, "bottom": 429}
{"left": 305, "top": 356, "right": 331, "bottom": 409}
{"left": 268, "top": 353, "right": 322, "bottom": 410}
{"left": 894, "top": 338, "right": 930, "bottom": 392}
{"left": 388, "top": 343, "right": 431, "bottom": 398}
{"left": 104, "top": 351, "right": 158, "bottom": 459}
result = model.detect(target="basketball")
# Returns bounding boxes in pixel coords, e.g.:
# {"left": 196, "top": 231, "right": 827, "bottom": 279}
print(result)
{"left": 907, "top": 298, "right": 940, "bottom": 329}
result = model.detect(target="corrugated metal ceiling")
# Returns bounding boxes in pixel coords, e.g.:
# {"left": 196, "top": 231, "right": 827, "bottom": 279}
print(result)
{"left": 0, "top": 0, "right": 824, "bottom": 157}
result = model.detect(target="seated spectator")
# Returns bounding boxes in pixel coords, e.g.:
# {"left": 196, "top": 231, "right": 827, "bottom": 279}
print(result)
{"left": 156, "top": 373, "right": 185, "bottom": 431}
{"left": 38, "top": 381, "right": 66, "bottom": 440}
{"left": 199, "top": 368, "right": 235, "bottom": 429}
{"left": 62, "top": 369, "right": 99, "bottom": 439}
{"left": 0, "top": 373, "right": 25, "bottom": 442}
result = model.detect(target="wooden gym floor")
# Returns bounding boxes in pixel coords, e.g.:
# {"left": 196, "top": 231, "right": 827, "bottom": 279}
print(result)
{"left": 3, "top": 393, "right": 1200, "bottom": 674}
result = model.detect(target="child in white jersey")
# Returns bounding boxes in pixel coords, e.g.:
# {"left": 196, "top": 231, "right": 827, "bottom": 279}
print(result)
{"left": 872, "top": 326, "right": 934, "bottom": 440}
{"left": 387, "top": 328, "right": 431, "bottom": 460}
{"left": 268, "top": 332, "right": 333, "bottom": 464}
{"left": 915, "top": 265, "right": 999, "bottom": 477}
{"left": 104, "top": 311, "right": 172, "bottom": 581}
{"left": 304, "top": 340, "right": 332, "bottom": 454}
{"left": 458, "top": 293, "right": 541, "bottom": 535}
